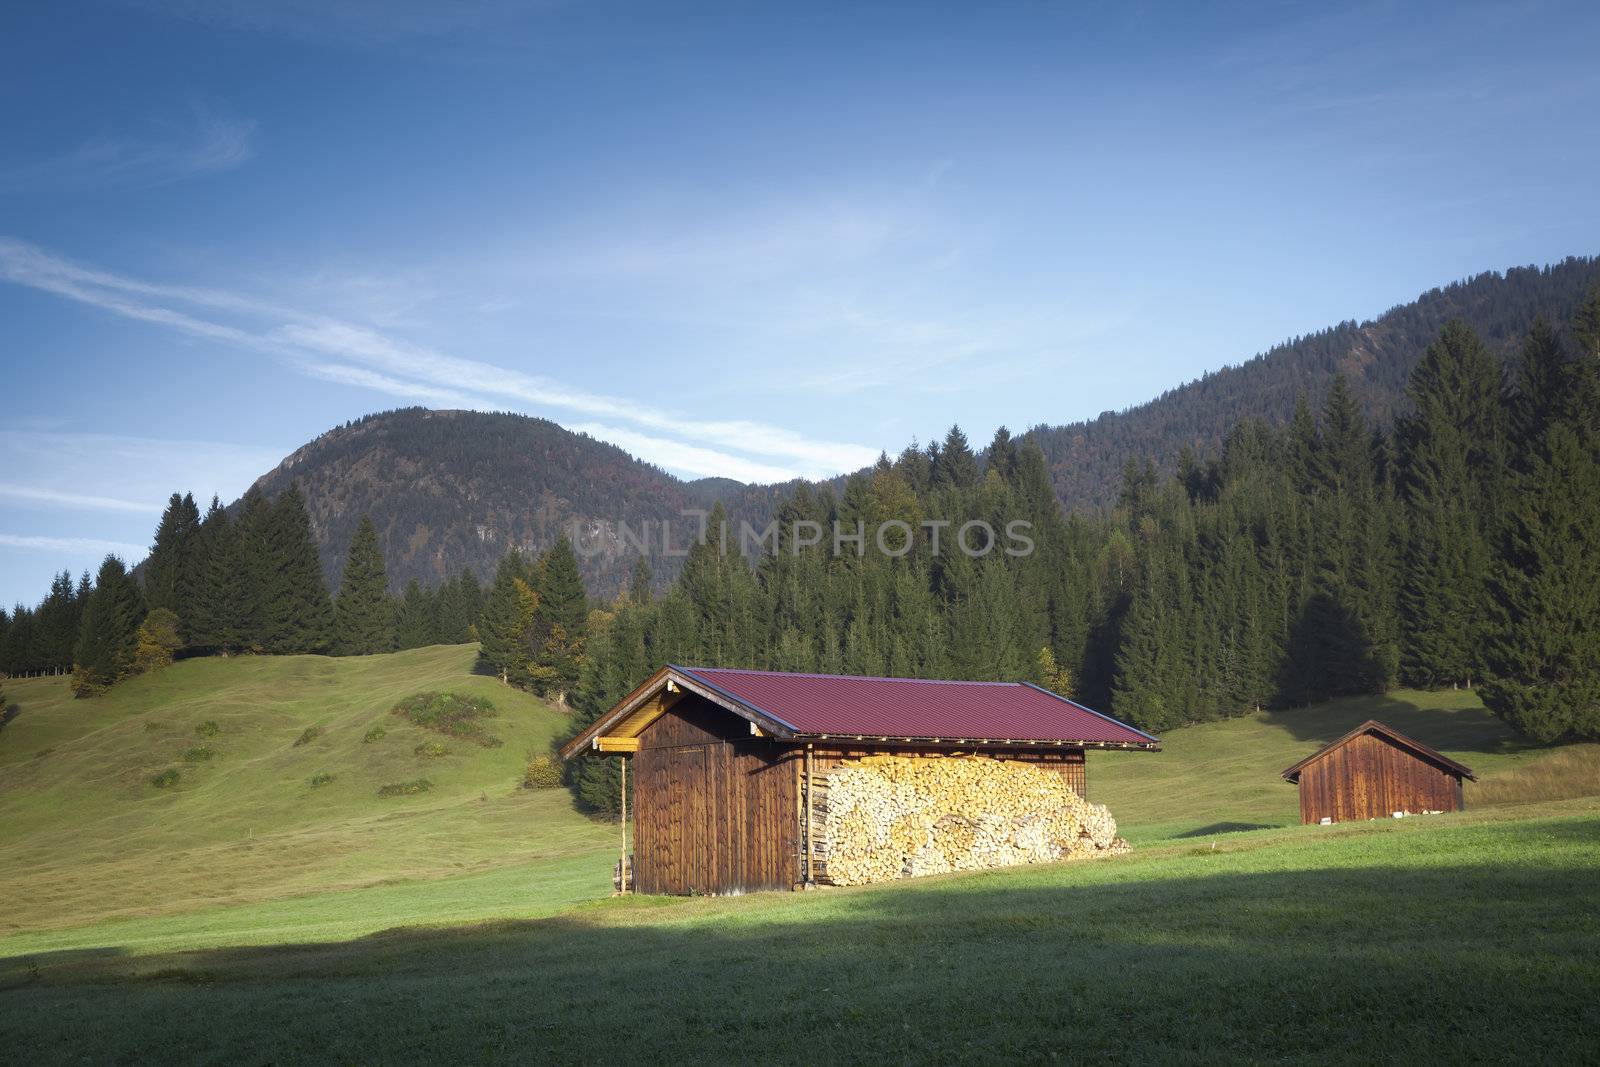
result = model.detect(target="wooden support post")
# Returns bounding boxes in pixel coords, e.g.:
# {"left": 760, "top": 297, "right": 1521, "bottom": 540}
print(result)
{"left": 804, "top": 743, "right": 815, "bottom": 886}
{"left": 619, "top": 756, "right": 629, "bottom": 894}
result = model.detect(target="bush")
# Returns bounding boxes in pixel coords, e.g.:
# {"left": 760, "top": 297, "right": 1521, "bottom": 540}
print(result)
{"left": 523, "top": 754, "right": 563, "bottom": 789}
{"left": 377, "top": 778, "right": 433, "bottom": 797}
{"left": 293, "top": 725, "right": 324, "bottom": 747}
{"left": 414, "top": 740, "right": 449, "bottom": 759}
{"left": 309, "top": 772, "right": 335, "bottom": 788}
{"left": 363, "top": 724, "right": 386, "bottom": 743}
{"left": 133, "top": 608, "right": 183, "bottom": 674}
{"left": 390, "top": 692, "right": 502, "bottom": 747}
{"left": 182, "top": 746, "right": 213, "bottom": 763}
{"left": 151, "top": 768, "right": 180, "bottom": 789}
{"left": 195, "top": 721, "right": 219, "bottom": 738}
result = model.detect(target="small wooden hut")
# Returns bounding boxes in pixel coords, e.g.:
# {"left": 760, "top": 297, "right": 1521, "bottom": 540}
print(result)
{"left": 559, "top": 665, "right": 1159, "bottom": 895}
{"left": 1281, "top": 719, "right": 1476, "bottom": 825}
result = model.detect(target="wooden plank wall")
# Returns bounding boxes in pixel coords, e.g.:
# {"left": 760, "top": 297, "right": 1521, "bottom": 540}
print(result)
{"left": 632, "top": 698, "right": 801, "bottom": 895}
{"left": 1297, "top": 731, "right": 1463, "bottom": 824}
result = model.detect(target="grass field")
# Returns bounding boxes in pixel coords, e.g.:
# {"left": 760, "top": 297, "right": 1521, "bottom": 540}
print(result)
{"left": 3, "top": 652, "right": 1599, "bottom": 1062}
{"left": 0, "top": 646, "right": 615, "bottom": 944}
{"left": 2, "top": 801, "right": 1596, "bottom": 1062}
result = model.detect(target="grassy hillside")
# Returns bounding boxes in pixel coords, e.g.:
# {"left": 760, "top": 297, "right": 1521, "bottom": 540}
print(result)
{"left": 1088, "top": 687, "right": 1600, "bottom": 841}
{"left": 0, "top": 646, "right": 615, "bottom": 938}
{"left": 3, "top": 801, "right": 1596, "bottom": 1063}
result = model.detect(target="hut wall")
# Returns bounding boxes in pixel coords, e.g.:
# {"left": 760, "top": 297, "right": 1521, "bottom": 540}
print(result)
{"left": 631, "top": 698, "right": 800, "bottom": 895}
{"left": 1297, "top": 731, "right": 1463, "bottom": 824}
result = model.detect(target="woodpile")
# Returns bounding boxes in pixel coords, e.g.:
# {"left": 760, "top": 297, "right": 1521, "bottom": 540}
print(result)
{"left": 810, "top": 754, "right": 1129, "bottom": 886}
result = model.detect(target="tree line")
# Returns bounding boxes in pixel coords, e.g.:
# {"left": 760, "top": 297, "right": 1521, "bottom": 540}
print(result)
{"left": 4, "top": 287, "right": 1597, "bottom": 799}
{"left": 560, "top": 289, "right": 1600, "bottom": 814}
{"left": 0, "top": 485, "right": 486, "bottom": 694}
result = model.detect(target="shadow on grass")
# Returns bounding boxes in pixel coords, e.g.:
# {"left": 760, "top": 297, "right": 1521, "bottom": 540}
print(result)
{"left": 1171, "top": 821, "right": 1278, "bottom": 838}
{"left": 1262, "top": 690, "right": 1538, "bottom": 759}
{"left": 3, "top": 822, "right": 1597, "bottom": 1064}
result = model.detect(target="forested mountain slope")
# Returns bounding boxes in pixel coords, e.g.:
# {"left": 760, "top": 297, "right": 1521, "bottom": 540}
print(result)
{"left": 1030, "top": 257, "right": 1600, "bottom": 508}
{"left": 240, "top": 257, "right": 1598, "bottom": 594}
{"left": 247, "top": 409, "right": 797, "bottom": 596}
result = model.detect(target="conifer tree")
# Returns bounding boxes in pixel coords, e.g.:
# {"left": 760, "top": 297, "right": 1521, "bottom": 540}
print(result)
{"left": 393, "top": 579, "right": 435, "bottom": 649}
{"left": 257, "top": 485, "right": 334, "bottom": 654}
{"left": 1482, "top": 318, "right": 1600, "bottom": 740}
{"left": 1395, "top": 321, "right": 1505, "bottom": 687}
{"left": 190, "top": 498, "right": 251, "bottom": 652}
{"left": 535, "top": 536, "right": 589, "bottom": 639}
{"left": 478, "top": 552, "right": 539, "bottom": 685}
{"left": 334, "top": 516, "right": 394, "bottom": 655}
{"left": 143, "top": 492, "right": 200, "bottom": 622}
{"left": 71, "top": 556, "right": 145, "bottom": 697}
{"left": 234, "top": 487, "right": 275, "bottom": 650}
{"left": 628, "top": 556, "right": 653, "bottom": 605}
{"left": 932, "top": 425, "right": 978, "bottom": 490}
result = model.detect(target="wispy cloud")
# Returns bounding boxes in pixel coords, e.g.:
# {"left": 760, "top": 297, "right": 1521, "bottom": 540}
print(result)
{"left": 0, "top": 534, "right": 149, "bottom": 560}
{"left": 0, "top": 430, "right": 287, "bottom": 514}
{"left": 567, "top": 424, "right": 802, "bottom": 485}
{"left": 0, "top": 238, "right": 881, "bottom": 482}
{"left": 0, "top": 104, "right": 256, "bottom": 193}
{"left": 0, "top": 484, "right": 159, "bottom": 514}
{"left": 128, "top": 0, "right": 557, "bottom": 45}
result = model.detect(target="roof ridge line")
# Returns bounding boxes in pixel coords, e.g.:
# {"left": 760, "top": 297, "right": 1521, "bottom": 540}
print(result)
{"left": 678, "top": 665, "right": 1023, "bottom": 686}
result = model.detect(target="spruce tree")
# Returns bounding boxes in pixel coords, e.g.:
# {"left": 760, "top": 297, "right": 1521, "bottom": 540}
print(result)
{"left": 234, "top": 487, "right": 275, "bottom": 650}
{"left": 334, "top": 516, "right": 394, "bottom": 655}
{"left": 191, "top": 498, "right": 251, "bottom": 653}
{"left": 71, "top": 556, "right": 145, "bottom": 697}
{"left": 143, "top": 492, "right": 201, "bottom": 623}
{"left": 1482, "top": 318, "right": 1600, "bottom": 741}
{"left": 394, "top": 579, "right": 434, "bottom": 649}
{"left": 535, "top": 537, "right": 589, "bottom": 638}
{"left": 932, "top": 425, "right": 979, "bottom": 491}
{"left": 257, "top": 485, "right": 334, "bottom": 654}
{"left": 1395, "top": 321, "right": 1505, "bottom": 688}
{"left": 478, "top": 552, "right": 539, "bottom": 685}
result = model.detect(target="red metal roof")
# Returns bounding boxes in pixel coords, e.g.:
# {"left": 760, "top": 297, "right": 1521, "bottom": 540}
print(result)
{"left": 674, "top": 666, "right": 1159, "bottom": 747}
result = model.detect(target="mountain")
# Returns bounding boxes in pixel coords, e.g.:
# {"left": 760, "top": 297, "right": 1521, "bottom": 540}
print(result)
{"left": 1029, "top": 257, "right": 1600, "bottom": 508}
{"left": 247, "top": 408, "right": 796, "bottom": 597}
{"left": 244, "top": 257, "right": 1599, "bottom": 596}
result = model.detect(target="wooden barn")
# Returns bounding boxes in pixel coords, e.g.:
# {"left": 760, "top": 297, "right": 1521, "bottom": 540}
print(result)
{"left": 559, "top": 665, "right": 1160, "bottom": 895}
{"left": 1282, "top": 719, "right": 1476, "bottom": 825}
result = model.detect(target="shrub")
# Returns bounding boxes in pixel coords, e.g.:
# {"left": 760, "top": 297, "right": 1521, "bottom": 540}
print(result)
{"left": 309, "top": 772, "right": 335, "bottom": 788}
{"left": 363, "top": 724, "right": 386, "bottom": 743}
{"left": 523, "top": 754, "right": 563, "bottom": 789}
{"left": 151, "top": 768, "right": 180, "bottom": 789}
{"left": 183, "top": 746, "right": 213, "bottom": 763}
{"left": 294, "top": 725, "right": 324, "bottom": 747}
{"left": 414, "top": 740, "right": 449, "bottom": 759}
{"left": 377, "top": 778, "right": 433, "bottom": 797}
{"left": 195, "top": 721, "right": 219, "bottom": 738}
{"left": 390, "top": 692, "right": 502, "bottom": 747}
{"left": 133, "top": 608, "right": 183, "bottom": 674}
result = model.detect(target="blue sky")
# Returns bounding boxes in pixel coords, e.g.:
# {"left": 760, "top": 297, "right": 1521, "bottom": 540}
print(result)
{"left": 3, "top": 0, "right": 1599, "bottom": 608}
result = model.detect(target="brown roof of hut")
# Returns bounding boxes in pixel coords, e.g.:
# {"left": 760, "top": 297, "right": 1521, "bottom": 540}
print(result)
{"left": 1281, "top": 719, "right": 1477, "bottom": 783}
{"left": 560, "top": 664, "right": 1160, "bottom": 758}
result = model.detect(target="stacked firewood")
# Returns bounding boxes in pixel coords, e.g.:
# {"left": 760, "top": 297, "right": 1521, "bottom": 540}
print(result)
{"left": 810, "top": 754, "right": 1129, "bottom": 886}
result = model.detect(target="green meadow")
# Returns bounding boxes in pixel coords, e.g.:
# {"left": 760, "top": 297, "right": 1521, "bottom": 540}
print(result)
{"left": 2, "top": 647, "right": 1598, "bottom": 1062}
